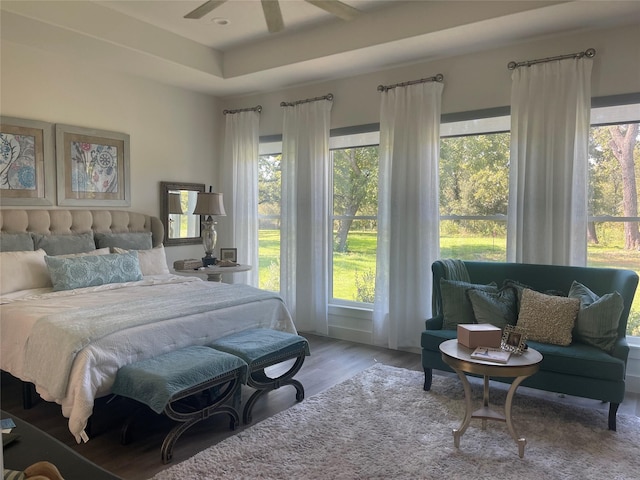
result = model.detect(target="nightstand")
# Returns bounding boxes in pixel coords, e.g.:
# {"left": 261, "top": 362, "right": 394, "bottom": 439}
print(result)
{"left": 174, "top": 264, "right": 252, "bottom": 282}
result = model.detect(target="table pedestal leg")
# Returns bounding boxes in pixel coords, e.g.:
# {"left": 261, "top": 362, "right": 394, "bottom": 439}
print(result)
{"left": 505, "top": 375, "right": 528, "bottom": 458}
{"left": 452, "top": 368, "right": 473, "bottom": 448}
{"left": 451, "top": 369, "right": 531, "bottom": 458}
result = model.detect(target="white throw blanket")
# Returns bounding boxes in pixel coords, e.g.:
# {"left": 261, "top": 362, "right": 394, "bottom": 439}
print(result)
{"left": 23, "top": 284, "right": 280, "bottom": 399}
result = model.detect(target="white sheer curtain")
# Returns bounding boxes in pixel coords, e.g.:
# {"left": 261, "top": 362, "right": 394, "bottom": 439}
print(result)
{"left": 225, "top": 110, "right": 260, "bottom": 286}
{"left": 373, "top": 82, "right": 443, "bottom": 349}
{"left": 281, "top": 99, "right": 332, "bottom": 334}
{"left": 507, "top": 57, "right": 592, "bottom": 266}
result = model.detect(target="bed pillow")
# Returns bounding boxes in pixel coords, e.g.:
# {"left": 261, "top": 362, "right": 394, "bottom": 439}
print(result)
{"left": 112, "top": 245, "right": 170, "bottom": 275}
{"left": 440, "top": 279, "right": 498, "bottom": 329}
{"left": 467, "top": 286, "right": 518, "bottom": 329}
{"left": 32, "top": 232, "right": 96, "bottom": 256}
{"left": 568, "top": 281, "right": 624, "bottom": 352}
{"left": 0, "top": 232, "right": 35, "bottom": 252}
{"left": 0, "top": 249, "right": 52, "bottom": 294}
{"left": 516, "top": 288, "right": 580, "bottom": 346}
{"left": 95, "top": 232, "right": 153, "bottom": 250}
{"left": 45, "top": 250, "right": 143, "bottom": 291}
{"left": 57, "top": 248, "right": 111, "bottom": 259}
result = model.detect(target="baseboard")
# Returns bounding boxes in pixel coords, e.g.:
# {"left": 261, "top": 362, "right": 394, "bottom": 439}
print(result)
{"left": 327, "top": 324, "right": 373, "bottom": 345}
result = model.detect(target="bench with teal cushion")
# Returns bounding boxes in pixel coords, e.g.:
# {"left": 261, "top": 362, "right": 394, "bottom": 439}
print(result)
{"left": 111, "top": 345, "right": 247, "bottom": 463}
{"left": 210, "top": 328, "right": 310, "bottom": 424}
{"left": 421, "top": 260, "right": 638, "bottom": 431}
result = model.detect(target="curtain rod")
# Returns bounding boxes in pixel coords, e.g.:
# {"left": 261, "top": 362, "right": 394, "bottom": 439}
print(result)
{"left": 377, "top": 73, "right": 444, "bottom": 92}
{"left": 280, "top": 93, "right": 333, "bottom": 107}
{"left": 223, "top": 105, "right": 262, "bottom": 115}
{"left": 507, "top": 48, "right": 596, "bottom": 70}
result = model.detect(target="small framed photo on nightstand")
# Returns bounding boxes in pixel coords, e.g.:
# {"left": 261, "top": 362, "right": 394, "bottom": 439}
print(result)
{"left": 220, "top": 248, "right": 237, "bottom": 263}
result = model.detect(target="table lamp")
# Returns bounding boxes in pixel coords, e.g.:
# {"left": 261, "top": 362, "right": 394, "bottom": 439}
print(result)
{"left": 193, "top": 187, "right": 226, "bottom": 266}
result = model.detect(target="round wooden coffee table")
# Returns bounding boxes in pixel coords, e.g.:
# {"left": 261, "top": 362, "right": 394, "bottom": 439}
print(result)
{"left": 439, "top": 338, "right": 543, "bottom": 458}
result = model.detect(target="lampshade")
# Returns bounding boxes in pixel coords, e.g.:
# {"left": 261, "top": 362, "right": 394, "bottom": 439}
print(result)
{"left": 193, "top": 192, "right": 226, "bottom": 217}
{"left": 168, "top": 192, "right": 184, "bottom": 214}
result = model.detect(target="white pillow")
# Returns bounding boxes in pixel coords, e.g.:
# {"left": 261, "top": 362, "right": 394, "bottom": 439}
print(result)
{"left": 113, "top": 245, "right": 170, "bottom": 276}
{"left": 0, "top": 249, "right": 52, "bottom": 294}
{"left": 56, "top": 248, "right": 111, "bottom": 258}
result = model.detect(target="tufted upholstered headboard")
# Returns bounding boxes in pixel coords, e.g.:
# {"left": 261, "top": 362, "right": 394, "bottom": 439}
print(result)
{"left": 0, "top": 209, "right": 164, "bottom": 248}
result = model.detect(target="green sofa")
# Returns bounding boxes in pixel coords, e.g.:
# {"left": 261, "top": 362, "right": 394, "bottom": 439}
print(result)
{"left": 421, "top": 260, "right": 638, "bottom": 430}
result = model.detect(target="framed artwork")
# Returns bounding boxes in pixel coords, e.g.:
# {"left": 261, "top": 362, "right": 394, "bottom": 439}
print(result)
{"left": 220, "top": 248, "right": 238, "bottom": 263}
{"left": 55, "top": 124, "right": 130, "bottom": 206}
{"left": 0, "top": 117, "right": 55, "bottom": 206}
{"left": 501, "top": 325, "right": 528, "bottom": 355}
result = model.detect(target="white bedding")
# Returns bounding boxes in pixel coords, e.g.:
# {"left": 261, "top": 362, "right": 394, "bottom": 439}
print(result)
{"left": 0, "top": 274, "right": 295, "bottom": 442}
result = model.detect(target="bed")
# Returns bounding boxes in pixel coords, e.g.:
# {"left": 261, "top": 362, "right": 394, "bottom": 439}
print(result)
{"left": 0, "top": 209, "right": 296, "bottom": 443}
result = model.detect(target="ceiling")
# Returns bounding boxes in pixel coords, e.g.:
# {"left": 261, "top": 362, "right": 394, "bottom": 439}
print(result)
{"left": 1, "top": 1, "right": 640, "bottom": 98}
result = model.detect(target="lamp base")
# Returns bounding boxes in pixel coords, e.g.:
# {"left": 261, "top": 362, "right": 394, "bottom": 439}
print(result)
{"left": 202, "top": 256, "right": 217, "bottom": 267}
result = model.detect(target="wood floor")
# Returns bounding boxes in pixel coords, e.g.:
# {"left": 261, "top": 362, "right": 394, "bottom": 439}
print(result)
{"left": 2, "top": 334, "right": 639, "bottom": 480}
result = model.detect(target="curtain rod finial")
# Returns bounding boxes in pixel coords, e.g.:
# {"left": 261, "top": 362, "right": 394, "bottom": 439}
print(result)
{"left": 585, "top": 48, "right": 596, "bottom": 58}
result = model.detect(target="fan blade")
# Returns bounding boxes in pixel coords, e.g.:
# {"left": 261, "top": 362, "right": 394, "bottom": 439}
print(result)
{"left": 306, "top": 0, "right": 360, "bottom": 21}
{"left": 261, "top": 0, "right": 284, "bottom": 33}
{"left": 184, "top": 0, "right": 227, "bottom": 20}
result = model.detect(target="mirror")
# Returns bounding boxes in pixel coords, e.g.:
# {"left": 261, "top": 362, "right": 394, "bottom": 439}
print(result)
{"left": 160, "top": 181, "right": 205, "bottom": 246}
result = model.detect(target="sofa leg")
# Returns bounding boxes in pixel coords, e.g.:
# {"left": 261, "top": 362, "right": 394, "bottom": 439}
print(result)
{"left": 608, "top": 402, "right": 619, "bottom": 431}
{"left": 423, "top": 368, "right": 433, "bottom": 391}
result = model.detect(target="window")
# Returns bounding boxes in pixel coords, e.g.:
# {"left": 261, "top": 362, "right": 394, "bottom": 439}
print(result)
{"left": 258, "top": 102, "right": 639, "bottom": 335}
{"left": 439, "top": 120, "right": 510, "bottom": 262}
{"left": 587, "top": 104, "right": 640, "bottom": 336}
{"left": 258, "top": 145, "right": 282, "bottom": 292}
{"left": 331, "top": 141, "right": 379, "bottom": 305}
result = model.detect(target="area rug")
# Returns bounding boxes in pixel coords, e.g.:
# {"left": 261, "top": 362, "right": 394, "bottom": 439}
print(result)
{"left": 150, "top": 364, "right": 640, "bottom": 480}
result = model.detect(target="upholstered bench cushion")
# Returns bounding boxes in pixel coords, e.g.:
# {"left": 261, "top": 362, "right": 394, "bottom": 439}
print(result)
{"left": 111, "top": 346, "right": 247, "bottom": 414}
{"left": 210, "top": 328, "right": 310, "bottom": 365}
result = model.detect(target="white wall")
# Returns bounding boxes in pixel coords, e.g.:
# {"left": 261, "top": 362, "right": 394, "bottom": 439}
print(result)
{"left": 221, "top": 24, "right": 640, "bottom": 136}
{"left": 0, "top": 40, "right": 223, "bottom": 266}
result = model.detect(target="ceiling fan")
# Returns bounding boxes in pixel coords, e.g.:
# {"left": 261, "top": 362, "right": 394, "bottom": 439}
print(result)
{"left": 184, "top": 0, "right": 360, "bottom": 33}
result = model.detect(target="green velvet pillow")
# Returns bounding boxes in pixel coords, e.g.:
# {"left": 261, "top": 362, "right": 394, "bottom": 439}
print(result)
{"left": 516, "top": 288, "right": 580, "bottom": 346}
{"left": 45, "top": 251, "right": 143, "bottom": 291}
{"left": 440, "top": 279, "right": 498, "bottom": 330}
{"left": 467, "top": 287, "right": 518, "bottom": 329}
{"left": 568, "top": 281, "right": 624, "bottom": 352}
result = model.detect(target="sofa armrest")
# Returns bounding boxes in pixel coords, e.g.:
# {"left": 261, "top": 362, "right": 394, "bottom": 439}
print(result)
{"left": 610, "top": 336, "right": 630, "bottom": 363}
{"left": 425, "top": 315, "right": 443, "bottom": 330}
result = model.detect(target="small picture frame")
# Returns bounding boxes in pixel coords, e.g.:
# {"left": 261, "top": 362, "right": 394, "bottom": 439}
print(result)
{"left": 219, "top": 248, "right": 237, "bottom": 263}
{"left": 501, "top": 325, "right": 527, "bottom": 355}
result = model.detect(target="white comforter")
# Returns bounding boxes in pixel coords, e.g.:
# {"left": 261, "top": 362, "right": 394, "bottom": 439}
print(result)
{"left": 0, "top": 275, "right": 295, "bottom": 442}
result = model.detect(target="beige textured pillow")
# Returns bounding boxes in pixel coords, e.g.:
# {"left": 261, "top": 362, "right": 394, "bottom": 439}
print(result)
{"left": 113, "top": 245, "right": 170, "bottom": 276}
{"left": 0, "top": 249, "right": 52, "bottom": 294}
{"left": 517, "top": 288, "right": 580, "bottom": 346}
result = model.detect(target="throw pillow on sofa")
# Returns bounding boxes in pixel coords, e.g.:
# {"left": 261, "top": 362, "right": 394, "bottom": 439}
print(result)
{"left": 517, "top": 288, "right": 580, "bottom": 346}
{"left": 467, "top": 286, "right": 518, "bottom": 329}
{"left": 440, "top": 279, "right": 498, "bottom": 329}
{"left": 568, "top": 281, "right": 624, "bottom": 353}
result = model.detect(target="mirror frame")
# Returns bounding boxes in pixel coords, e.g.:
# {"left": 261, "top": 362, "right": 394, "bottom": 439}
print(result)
{"left": 160, "top": 181, "right": 205, "bottom": 246}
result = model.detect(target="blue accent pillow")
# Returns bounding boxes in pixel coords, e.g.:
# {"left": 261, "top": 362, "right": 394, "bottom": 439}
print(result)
{"left": 45, "top": 251, "right": 143, "bottom": 291}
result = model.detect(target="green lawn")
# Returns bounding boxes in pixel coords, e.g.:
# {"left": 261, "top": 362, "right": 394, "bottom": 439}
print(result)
{"left": 259, "top": 230, "right": 640, "bottom": 336}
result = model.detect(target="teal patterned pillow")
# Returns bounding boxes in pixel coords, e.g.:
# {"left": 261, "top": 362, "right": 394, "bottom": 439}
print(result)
{"left": 45, "top": 251, "right": 143, "bottom": 291}
{"left": 568, "top": 281, "right": 624, "bottom": 352}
